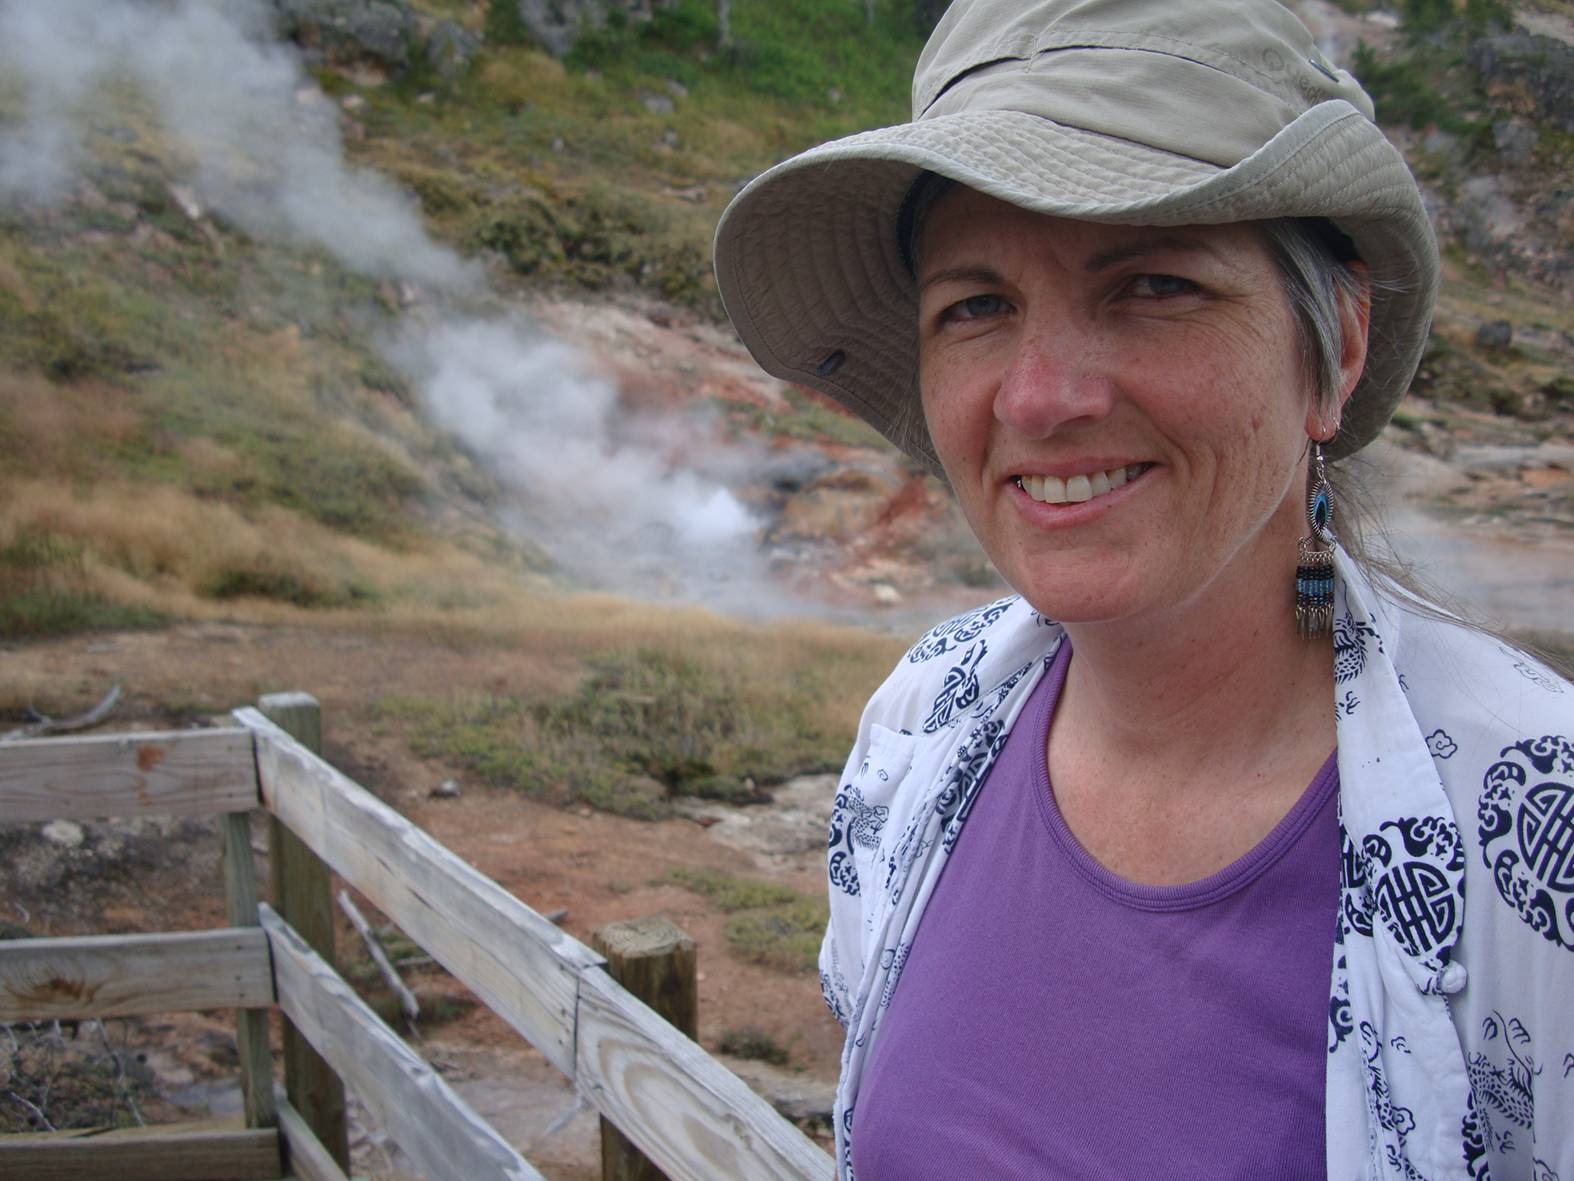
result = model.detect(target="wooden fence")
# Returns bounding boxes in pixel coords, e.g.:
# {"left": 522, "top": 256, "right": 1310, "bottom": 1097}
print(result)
{"left": 0, "top": 695, "right": 834, "bottom": 1181}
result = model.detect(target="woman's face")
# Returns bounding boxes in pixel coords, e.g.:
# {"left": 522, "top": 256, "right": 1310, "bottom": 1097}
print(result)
{"left": 917, "top": 188, "right": 1349, "bottom": 628}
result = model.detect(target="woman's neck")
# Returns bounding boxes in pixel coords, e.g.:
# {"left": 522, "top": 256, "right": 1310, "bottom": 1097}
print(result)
{"left": 1051, "top": 533, "right": 1336, "bottom": 802}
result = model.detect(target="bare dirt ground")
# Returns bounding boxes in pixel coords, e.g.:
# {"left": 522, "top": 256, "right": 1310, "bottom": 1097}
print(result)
{"left": 1, "top": 622, "right": 846, "bottom": 1176}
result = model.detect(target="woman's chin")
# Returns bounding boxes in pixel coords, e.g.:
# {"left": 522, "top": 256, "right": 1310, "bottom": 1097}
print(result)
{"left": 1004, "top": 577, "right": 1145, "bottom": 628}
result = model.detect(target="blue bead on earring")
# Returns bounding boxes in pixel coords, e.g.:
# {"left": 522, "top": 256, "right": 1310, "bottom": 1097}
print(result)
{"left": 1296, "top": 440, "right": 1336, "bottom": 639}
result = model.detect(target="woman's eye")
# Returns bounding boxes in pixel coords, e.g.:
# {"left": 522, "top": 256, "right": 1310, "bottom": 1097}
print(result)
{"left": 1128, "top": 274, "right": 1199, "bottom": 299}
{"left": 945, "top": 293, "right": 1009, "bottom": 320}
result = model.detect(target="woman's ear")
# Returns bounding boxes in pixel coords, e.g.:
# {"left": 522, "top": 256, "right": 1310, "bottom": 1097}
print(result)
{"left": 1308, "top": 261, "right": 1372, "bottom": 441}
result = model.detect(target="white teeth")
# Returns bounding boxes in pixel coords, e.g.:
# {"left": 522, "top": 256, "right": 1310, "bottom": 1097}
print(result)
{"left": 1019, "top": 464, "right": 1144, "bottom": 505}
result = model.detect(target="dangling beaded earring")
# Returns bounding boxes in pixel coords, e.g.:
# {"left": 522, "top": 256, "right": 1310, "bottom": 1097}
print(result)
{"left": 1295, "top": 441, "right": 1336, "bottom": 639}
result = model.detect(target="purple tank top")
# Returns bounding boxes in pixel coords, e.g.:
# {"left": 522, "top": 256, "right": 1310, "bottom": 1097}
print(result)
{"left": 851, "top": 643, "right": 1339, "bottom": 1179}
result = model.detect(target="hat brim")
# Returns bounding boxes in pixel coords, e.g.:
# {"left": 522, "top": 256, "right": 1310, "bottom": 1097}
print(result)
{"left": 714, "top": 101, "right": 1437, "bottom": 471}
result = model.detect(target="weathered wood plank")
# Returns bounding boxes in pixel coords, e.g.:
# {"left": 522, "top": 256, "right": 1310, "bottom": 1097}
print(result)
{"left": 0, "top": 1123, "right": 280, "bottom": 1180}
{"left": 575, "top": 966, "right": 834, "bottom": 1181}
{"left": 0, "top": 929, "right": 273, "bottom": 1021}
{"left": 235, "top": 708, "right": 602, "bottom": 1078}
{"left": 0, "top": 727, "right": 258, "bottom": 822}
{"left": 274, "top": 1091, "right": 350, "bottom": 1181}
{"left": 259, "top": 904, "right": 544, "bottom": 1181}
{"left": 257, "top": 693, "right": 346, "bottom": 1169}
{"left": 220, "top": 810, "right": 278, "bottom": 1131}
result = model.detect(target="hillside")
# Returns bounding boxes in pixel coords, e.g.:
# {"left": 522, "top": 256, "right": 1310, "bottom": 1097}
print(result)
{"left": 2, "top": 0, "right": 1571, "bottom": 648}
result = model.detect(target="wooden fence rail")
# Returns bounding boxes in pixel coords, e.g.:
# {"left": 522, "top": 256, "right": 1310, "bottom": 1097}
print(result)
{"left": 259, "top": 904, "right": 544, "bottom": 1181}
{"left": 0, "top": 705, "right": 834, "bottom": 1181}
{"left": 0, "top": 928, "right": 273, "bottom": 1020}
{"left": 0, "top": 727, "right": 257, "bottom": 821}
{"left": 235, "top": 705, "right": 833, "bottom": 1180}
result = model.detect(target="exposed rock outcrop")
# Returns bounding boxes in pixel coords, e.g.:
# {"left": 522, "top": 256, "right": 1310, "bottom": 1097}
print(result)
{"left": 272, "top": 0, "right": 419, "bottom": 70}
{"left": 1468, "top": 32, "right": 1574, "bottom": 133}
{"left": 508, "top": 0, "right": 676, "bottom": 57}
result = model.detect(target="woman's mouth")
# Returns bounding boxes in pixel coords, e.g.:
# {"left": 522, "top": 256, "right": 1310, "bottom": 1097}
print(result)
{"left": 1013, "top": 463, "right": 1151, "bottom": 506}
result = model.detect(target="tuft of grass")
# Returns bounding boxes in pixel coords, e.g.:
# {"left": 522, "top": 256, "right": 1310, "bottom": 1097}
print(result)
{"left": 660, "top": 866, "right": 827, "bottom": 974}
{"left": 723, "top": 896, "right": 827, "bottom": 974}
{"left": 203, "top": 558, "right": 378, "bottom": 609}
{"left": 716, "top": 1025, "right": 792, "bottom": 1066}
{"left": 656, "top": 866, "right": 800, "bottom": 911}
{"left": 474, "top": 182, "right": 710, "bottom": 304}
{"left": 0, "top": 527, "right": 167, "bottom": 639}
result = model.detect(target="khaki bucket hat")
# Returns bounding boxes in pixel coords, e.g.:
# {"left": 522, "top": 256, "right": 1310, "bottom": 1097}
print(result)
{"left": 713, "top": 0, "right": 1438, "bottom": 470}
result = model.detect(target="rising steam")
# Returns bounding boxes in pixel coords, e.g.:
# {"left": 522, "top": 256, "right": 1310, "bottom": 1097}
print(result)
{"left": 0, "top": 0, "right": 765, "bottom": 604}
{"left": 394, "top": 320, "right": 763, "bottom": 595}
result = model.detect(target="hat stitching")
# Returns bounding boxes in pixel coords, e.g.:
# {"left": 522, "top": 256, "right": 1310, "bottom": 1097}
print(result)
{"left": 1025, "top": 29, "right": 1297, "bottom": 90}
{"left": 916, "top": 12, "right": 1339, "bottom": 113}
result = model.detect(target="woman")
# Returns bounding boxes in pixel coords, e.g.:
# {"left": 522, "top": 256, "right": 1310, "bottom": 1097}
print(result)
{"left": 714, "top": 0, "right": 1573, "bottom": 1177}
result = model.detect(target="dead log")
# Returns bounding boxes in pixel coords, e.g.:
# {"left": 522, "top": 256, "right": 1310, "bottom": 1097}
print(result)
{"left": 2, "top": 685, "right": 122, "bottom": 742}
{"left": 337, "top": 890, "right": 420, "bottom": 1025}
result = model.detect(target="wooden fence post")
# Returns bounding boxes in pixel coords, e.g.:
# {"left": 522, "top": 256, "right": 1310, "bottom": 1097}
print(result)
{"left": 259, "top": 691, "right": 349, "bottom": 1171}
{"left": 219, "top": 810, "right": 278, "bottom": 1132}
{"left": 592, "top": 916, "right": 698, "bottom": 1181}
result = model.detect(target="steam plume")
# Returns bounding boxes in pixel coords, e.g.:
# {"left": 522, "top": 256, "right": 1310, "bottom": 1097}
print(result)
{"left": 0, "top": 0, "right": 767, "bottom": 606}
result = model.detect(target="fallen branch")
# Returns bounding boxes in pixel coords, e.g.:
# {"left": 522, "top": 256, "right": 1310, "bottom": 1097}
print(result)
{"left": 337, "top": 889, "right": 420, "bottom": 1025}
{"left": 2, "top": 684, "right": 122, "bottom": 742}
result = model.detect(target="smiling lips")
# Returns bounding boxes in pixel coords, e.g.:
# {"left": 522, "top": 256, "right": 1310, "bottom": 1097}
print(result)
{"left": 1014, "top": 463, "right": 1152, "bottom": 505}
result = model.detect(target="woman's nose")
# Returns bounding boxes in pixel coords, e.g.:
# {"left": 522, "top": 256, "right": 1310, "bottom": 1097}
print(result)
{"left": 992, "top": 318, "right": 1115, "bottom": 438}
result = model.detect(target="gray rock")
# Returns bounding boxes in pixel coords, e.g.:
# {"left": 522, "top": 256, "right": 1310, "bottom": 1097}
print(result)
{"left": 514, "top": 0, "right": 603, "bottom": 57}
{"left": 271, "top": 0, "right": 418, "bottom": 70}
{"left": 641, "top": 91, "right": 675, "bottom": 115}
{"left": 1491, "top": 118, "right": 1539, "bottom": 163}
{"left": 431, "top": 778, "right": 461, "bottom": 798}
{"left": 1468, "top": 33, "right": 1574, "bottom": 134}
{"left": 427, "top": 20, "right": 481, "bottom": 80}
{"left": 41, "top": 819, "right": 85, "bottom": 848}
{"left": 1475, "top": 319, "right": 1513, "bottom": 353}
{"left": 509, "top": 0, "right": 674, "bottom": 57}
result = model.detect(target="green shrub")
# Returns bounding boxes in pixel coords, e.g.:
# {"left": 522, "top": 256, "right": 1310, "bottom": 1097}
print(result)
{"left": 716, "top": 1026, "right": 791, "bottom": 1065}
{"left": 203, "top": 559, "right": 377, "bottom": 609}
{"left": 380, "top": 646, "right": 844, "bottom": 817}
{"left": 0, "top": 528, "right": 167, "bottom": 640}
{"left": 484, "top": 0, "right": 532, "bottom": 47}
